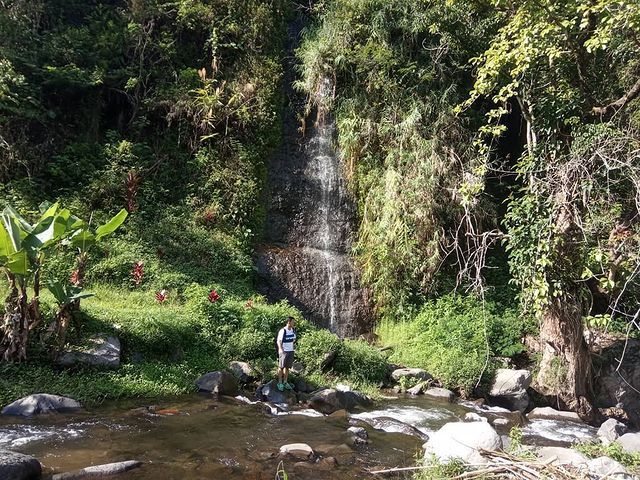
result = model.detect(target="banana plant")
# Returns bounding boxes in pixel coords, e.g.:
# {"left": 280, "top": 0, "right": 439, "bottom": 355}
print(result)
{"left": 45, "top": 279, "right": 95, "bottom": 353}
{"left": 0, "top": 202, "right": 84, "bottom": 361}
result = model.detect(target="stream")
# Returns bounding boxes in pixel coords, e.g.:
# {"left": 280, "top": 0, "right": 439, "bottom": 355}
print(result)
{"left": 0, "top": 392, "right": 598, "bottom": 479}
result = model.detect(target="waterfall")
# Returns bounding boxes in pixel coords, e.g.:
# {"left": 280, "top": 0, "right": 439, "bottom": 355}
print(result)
{"left": 255, "top": 33, "right": 372, "bottom": 336}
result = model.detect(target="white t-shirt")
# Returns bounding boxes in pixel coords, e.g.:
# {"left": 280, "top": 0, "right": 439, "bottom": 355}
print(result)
{"left": 277, "top": 326, "right": 296, "bottom": 352}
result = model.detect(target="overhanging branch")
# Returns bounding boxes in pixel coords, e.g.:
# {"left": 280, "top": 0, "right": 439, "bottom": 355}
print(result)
{"left": 593, "top": 78, "right": 640, "bottom": 117}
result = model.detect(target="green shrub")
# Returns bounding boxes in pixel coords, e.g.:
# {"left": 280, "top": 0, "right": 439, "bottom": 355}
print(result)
{"left": 296, "top": 329, "right": 342, "bottom": 374}
{"left": 378, "top": 294, "right": 530, "bottom": 392}
{"left": 224, "top": 328, "right": 274, "bottom": 361}
{"left": 334, "top": 339, "right": 388, "bottom": 385}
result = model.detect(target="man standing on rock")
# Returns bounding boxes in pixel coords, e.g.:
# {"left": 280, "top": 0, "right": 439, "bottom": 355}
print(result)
{"left": 277, "top": 316, "right": 296, "bottom": 391}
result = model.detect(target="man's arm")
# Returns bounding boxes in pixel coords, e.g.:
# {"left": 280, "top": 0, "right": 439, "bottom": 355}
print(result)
{"left": 276, "top": 329, "right": 284, "bottom": 354}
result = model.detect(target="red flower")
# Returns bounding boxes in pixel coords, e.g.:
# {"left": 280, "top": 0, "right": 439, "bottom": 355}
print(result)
{"left": 155, "top": 290, "right": 168, "bottom": 303}
{"left": 132, "top": 261, "right": 144, "bottom": 286}
{"left": 208, "top": 290, "right": 220, "bottom": 303}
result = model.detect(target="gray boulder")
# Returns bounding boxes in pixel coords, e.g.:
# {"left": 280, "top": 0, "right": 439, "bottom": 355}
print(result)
{"left": 229, "top": 361, "right": 256, "bottom": 383}
{"left": 195, "top": 371, "right": 238, "bottom": 396}
{"left": 424, "top": 387, "right": 455, "bottom": 403}
{"left": 616, "top": 432, "right": 640, "bottom": 453}
{"left": 489, "top": 369, "right": 531, "bottom": 412}
{"left": 279, "top": 443, "right": 314, "bottom": 459}
{"left": 2, "top": 394, "right": 82, "bottom": 416}
{"left": 391, "top": 368, "right": 432, "bottom": 383}
{"left": 57, "top": 335, "right": 120, "bottom": 367}
{"left": 587, "top": 456, "right": 631, "bottom": 479}
{"left": 424, "top": 421, "right": 502, "bottom": 464}
{"left": 598, "top": 418, "right": 628, "bottom": 445}
{"left": 359, "top": 416, "right": 429, "bottom": 441}
{"left": 256, "top": 380, "right": 297, "bottom": 405}
{"left": 407, "top": 382, "right": 425, "bottom": 395}
{"left": 527, "top": 407, "right": 583, "bottom": 423}
{"left": 51, "top": 460, "right": 142, "bottom": 479}
{"left": 308, "top": 389, "right": 372, "bottom": 414}
{"left": 0, "top": 450, "right": 42, "bottom": 480}
{"left": 536, "top": 446, "right": 588, "bottom": 467}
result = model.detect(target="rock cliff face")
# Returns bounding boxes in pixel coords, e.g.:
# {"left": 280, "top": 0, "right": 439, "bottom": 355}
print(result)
{"left": 255, "top": 18, "right": 372, "bottom": 337}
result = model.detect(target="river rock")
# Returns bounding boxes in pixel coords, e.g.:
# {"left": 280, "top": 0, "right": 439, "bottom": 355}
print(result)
{"left": 256, "top": 380, "right": 297, "bottom": 405}
{"left": 587, "top": 456, "right": 631, "bottom": 478}
{"left": 407, "top": 382, "right": 425, "bottom": 395}
{"left": 391, "top": 368, "right": 432, "bottom": 383}
{"left": 0, "top": 450, "right": 42, "bottom": 480}
{"left": 348, "top": 426, "right": 368, "bottom": 439}
{"left": 536, "top": 446, "right": 588, "bottom": 466}
{"left": 51, "top": 460, "right": 142, "bottom": 479}
{"left": 229, "top": 361, "right": 256, "bottom": 383}
{"left": 308, "top": 389, "right": 371, "bottom": 414}
{"left": 464, "top": 412, "right": 488, "bottom": 423}
{"left": 195, "top": 371, "right": 238, "bottom": 396}
{"left": 616, "top": 432, "right": 640, "bottom": 453}
{"left": 360, "top": 416, "right": 429, "bottom": 441}
{"left": 424, "top": 387, "right": 455, "bottom": 403}
{"left": 2, "top": 394, "right": 82, "bottom": 416}
{"left": 488, "top": 369, "right": 531, "bottom": 412}
{"left": 527, "top": 407, "right": 583, "bottom": 423}
{"left": 424, "top": 422, "right": 502, "bottom": 464}
{"left": 57, "top": 334, "right": 120, "bottom": 367}
{"left": 279, "top": 443, "right": 314, "bottom": 459}
{"left": 598, "top": 418, "right": 628, "bottom": 445}
{"left": 293, "top": 378, "right": 314, "bottom": 393}
{"left": 594, "top": 339, "right": 640, "bottom": 427}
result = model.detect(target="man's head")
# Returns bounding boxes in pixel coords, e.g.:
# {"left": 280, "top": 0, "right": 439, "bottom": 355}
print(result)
{"left": 286, "top": 316, "right": 295, "bottom": 328}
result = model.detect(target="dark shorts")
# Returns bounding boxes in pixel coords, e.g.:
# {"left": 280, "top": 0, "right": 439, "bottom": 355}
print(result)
{"left": 278, "top": 351, "right": 294, "bottom": 369}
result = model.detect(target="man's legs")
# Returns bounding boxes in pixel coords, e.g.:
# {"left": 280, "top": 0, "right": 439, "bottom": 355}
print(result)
{"left": 283, "top": 367, "right": 289, "bottom": 385}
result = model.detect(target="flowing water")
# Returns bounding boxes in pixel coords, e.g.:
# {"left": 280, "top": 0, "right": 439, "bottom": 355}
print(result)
{"left": 0, "top": 393, "right": 598, "bottom": 479}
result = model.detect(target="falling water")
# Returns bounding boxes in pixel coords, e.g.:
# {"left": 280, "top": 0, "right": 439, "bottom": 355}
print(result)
{"left": 255, "top": 21, "right": 372, "bottom": 336}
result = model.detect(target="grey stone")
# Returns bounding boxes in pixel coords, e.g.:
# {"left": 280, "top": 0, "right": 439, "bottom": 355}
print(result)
{"left": 536, "top": 446, "right": 588, "bottom": 466}
{"left": 587, "top": 456, "right": 631, "bottom": 478}
{"left": 359, "top": 416, "right": 429, "bottom": 441}
{"left": 527, "top": 407, "right": 583, "bottom": 423}
{"left": 488, "top": 369, "right": 531, "bottom": 412}
{"left": 598, "top": 418, "right": 629, "bottom": 445}
{"left": 279, "top": 443, "right": 314, "bottom": 459}
{"left": 256, "top": 380, "right": 297, "bottom": 405}
{"left": 290, "top": 361, "right": 305, "bottom": 375}
{"left": 52, "top": 460, "right": 142, "bottom": 479}
{"left": 490, "top": 369, "right": 532, "bottom": 396}
{"left": 391, "top": 368, "right": 432, "bottom": 383}
{"left": 229, "top": 361, "right": 256, "bottom": 383}
{"left": 293, "top": 378, "right": 314, "bottom": 393}
{"left": 308, "top": 388, "right": 372, "bottom": 414}
{"left": 464, "top": 412, "right": 488, "bottom": 422}
{"left": 424, "top": 387, "right": 455, "bottom": 403}
{"left": 2, "top": 394, "right": 82, "bottom": 416}
{"left": 616, "top": 432, "right": 640, "bottom": 453}
{"left": 57, "top": 335, "right": 120, "bottom": 367}
{"left": 424, "top": 422, "right": 502, "bottom": 464}
{"left": 195, "top": 371, "right": 238, "bottom": 396}
{"left": 0, "top": 450, "right": 42, "bottom": 480}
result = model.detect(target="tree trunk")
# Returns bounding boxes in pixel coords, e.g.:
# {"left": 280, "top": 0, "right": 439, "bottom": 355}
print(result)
{"left": 1, "top": 273, "right": 29, "bottom": 362}
{"left": 536, "top": 296, "right": 593, "bottom": 421}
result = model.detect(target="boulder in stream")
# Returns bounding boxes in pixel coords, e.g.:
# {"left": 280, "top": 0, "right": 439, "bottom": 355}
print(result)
{"left": 308, "top": 388, "right": 372, "bottom": 414}
{"left": 424, "top": 387, "right": 455, "bottom": 403}
{"left": 536, "top": 446, "right": 589, "bottom": 467}
{"left": 0, "top": 450, "right": 42, "bottom": 480}
{"left": 51, "top": 460, "right": 143, "bottom": 479}
{"left": 424, "top": 421, "right": 502, "bottom": 464}
{"left": 587, "top": 456, "right": 631, "bottom": 479}
{"left": 616, "top": 432, "right": 640, "bottom": 453}
{"left": 256, "top": 380, "right": 297, "bottom": 405}
{"left": 229, "top": 361, "right": 257, "bottom": 383}
{"left": 57, "top": 334, "right": 120, "bottom": 367}
{"left": 598, "top": 418, "right": 628, "bottom": 445}
{"left": 488, "top": 369, "right": 531, "bottom": 412}
{"left": 527, "top": 407, "right": 583, "bottom": 423}
{"left": 358, "top": 416, "right": 429, "bottom": 441}
{"left": 279, "top": 443, "right": 314, "bottom": 460}
{"left": 390, "top": 368, "right": 432, "bottom": 383}
{"left": 195, "top": 371, "right": 238, "bottom": 396}
{"left": 2, "top": 394, "right": 82, "bottom": 416}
